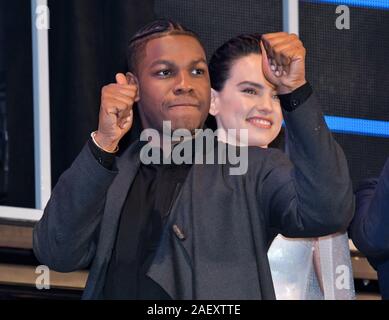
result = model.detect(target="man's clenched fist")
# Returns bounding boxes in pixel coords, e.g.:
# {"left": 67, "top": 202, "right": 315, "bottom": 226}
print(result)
{"left": 95, "top": 73, "right": 139, "bottom": 152}
{"left": 260, "top": 32, "right": 307, "bottom": 95}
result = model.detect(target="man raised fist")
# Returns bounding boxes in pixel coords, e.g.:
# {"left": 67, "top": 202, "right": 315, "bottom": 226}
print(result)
{"left": 260, "top": 32, "right": 307, "bottom": 95}
{"left": 94, "top": 73, "right": 139, "bottom": 152}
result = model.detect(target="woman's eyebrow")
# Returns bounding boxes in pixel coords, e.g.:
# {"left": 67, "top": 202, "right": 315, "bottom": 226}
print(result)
{"left": 237, "top": 81, "right": 264, "bottom": 89}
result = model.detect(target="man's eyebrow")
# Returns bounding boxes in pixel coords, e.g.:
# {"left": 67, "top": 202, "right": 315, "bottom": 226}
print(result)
{"left": 237, "top": 81, "right": 265, "bottom": 90}
{"left": 149, "top": 60, "right": 175, "bottom": 68}
{"left": 191, "top": 58, "right": 207, "bottom": 65}
{"left": 149, "top": 58, "right": 207, "bottom": 68}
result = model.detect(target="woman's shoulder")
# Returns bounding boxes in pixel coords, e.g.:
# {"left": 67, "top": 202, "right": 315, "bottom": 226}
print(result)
{"left": 243, "top": 146, "right": 291, "bottom": 182}
{"left": 246, "top": 146, "right": 289, "bottom": 166}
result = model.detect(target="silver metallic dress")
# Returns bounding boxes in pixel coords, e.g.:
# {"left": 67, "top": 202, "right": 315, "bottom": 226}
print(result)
{"left": 267, "top": 233, "right": 355, "bottom": 300}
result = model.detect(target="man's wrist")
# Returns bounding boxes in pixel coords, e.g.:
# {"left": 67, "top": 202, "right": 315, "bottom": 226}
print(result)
{"left": 92, "top": 131, "right": 119, "bottom": 153}
{"left": 277, "top": 80, "right": 307, "bottom": 95}
{"left": 88, "top": 135, "right": 116, "bottom": 170}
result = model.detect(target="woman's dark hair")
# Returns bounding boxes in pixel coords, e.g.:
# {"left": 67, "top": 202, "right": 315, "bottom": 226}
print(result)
{"left": 127, "top": 19, "right": 206, "bottom": 74}
{"left": 209, "top": 33, "right": 262, "bottom": 91}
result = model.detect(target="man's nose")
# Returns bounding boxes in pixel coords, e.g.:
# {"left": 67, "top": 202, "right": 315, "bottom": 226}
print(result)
{"left": 173, "top": 72, "right": 194, "bottom": 95}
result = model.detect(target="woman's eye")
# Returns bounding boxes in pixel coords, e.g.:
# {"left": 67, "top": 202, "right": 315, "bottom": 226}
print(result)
{"left": 272, "top": 94, "right": 280, "bottom": 101}
{"left": 192, "top": 68, "right": 205, "bottom": 75}
{"left": 243, "top": 88, "right": 257, "bottom": 95}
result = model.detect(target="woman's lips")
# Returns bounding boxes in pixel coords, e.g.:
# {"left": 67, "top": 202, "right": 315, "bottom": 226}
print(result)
{"left": 246, "top": 117, "right": 272, "bottom": 129}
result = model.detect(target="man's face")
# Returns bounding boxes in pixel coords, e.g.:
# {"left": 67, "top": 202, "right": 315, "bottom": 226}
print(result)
{"left": 134, "top": 35, "right": 211, "bottom": 134}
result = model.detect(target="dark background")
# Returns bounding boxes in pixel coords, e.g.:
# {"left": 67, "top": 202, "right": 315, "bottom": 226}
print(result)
{"left": 1, "top": 0, "right": 389, "bottom": 208}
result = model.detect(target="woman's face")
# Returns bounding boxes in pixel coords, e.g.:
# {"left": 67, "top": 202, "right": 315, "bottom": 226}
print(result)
{"left": 211, "top": 53, "right": 283, "bottom": 147}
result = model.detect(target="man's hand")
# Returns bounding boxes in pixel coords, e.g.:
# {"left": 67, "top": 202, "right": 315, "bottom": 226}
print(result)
{"left": 95, "top": 73, "right": 139, "bottom": 152}
{"left": 260, "top": 32, "right": 307, "bottom": 95}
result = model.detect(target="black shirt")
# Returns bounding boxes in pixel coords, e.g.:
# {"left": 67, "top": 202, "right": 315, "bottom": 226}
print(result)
{"left": 100, "top": 147, "right": 192, "bottom": 299}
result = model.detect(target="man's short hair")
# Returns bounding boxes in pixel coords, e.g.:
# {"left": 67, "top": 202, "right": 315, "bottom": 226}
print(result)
{"left": 127, "top": 19, "right": 206, "bottom": 74}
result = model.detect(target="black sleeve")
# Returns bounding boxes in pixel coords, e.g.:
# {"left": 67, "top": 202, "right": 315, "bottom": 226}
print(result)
{"left": 278, "top": 81, "right": 313, "bottom": 112}
{"left": 33, "top": 142, "right": 118, "bottom": 272}
{"left": 349, "top": 157, "right": 389, "bottom": 260}
{"left": 261, "top": 92, "right": 354, "bottom": 238}
{"left": 88, "top": 137, "right": 116, "bottom": 170}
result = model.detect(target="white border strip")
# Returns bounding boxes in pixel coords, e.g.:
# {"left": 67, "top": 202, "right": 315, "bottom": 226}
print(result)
{"left": 0, "top": 206, "right": 43, "bottom": 222}
{"left": 31, "top": 0, "right": 51, "bottom": 210}
{"left": 283, "top": 0, "right": 299, "bottom": 34}
{"left": 0, "top": 0, "right": 51, "bottom": 222}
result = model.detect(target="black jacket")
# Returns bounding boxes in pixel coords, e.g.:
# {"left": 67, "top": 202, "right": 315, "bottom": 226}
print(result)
{"left": 33, "top": 93, "right": 354, "bottom": 299}
{"left": 349, "top": 158, "right": 389, "bottom": 300}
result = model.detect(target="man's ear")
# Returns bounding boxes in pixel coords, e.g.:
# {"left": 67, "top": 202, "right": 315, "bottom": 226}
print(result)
{"left": 126, "top": 72, "right": 140, "bottom": 102}
{"left": 209, "top": 88, "right": 220, "bottom": 116}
